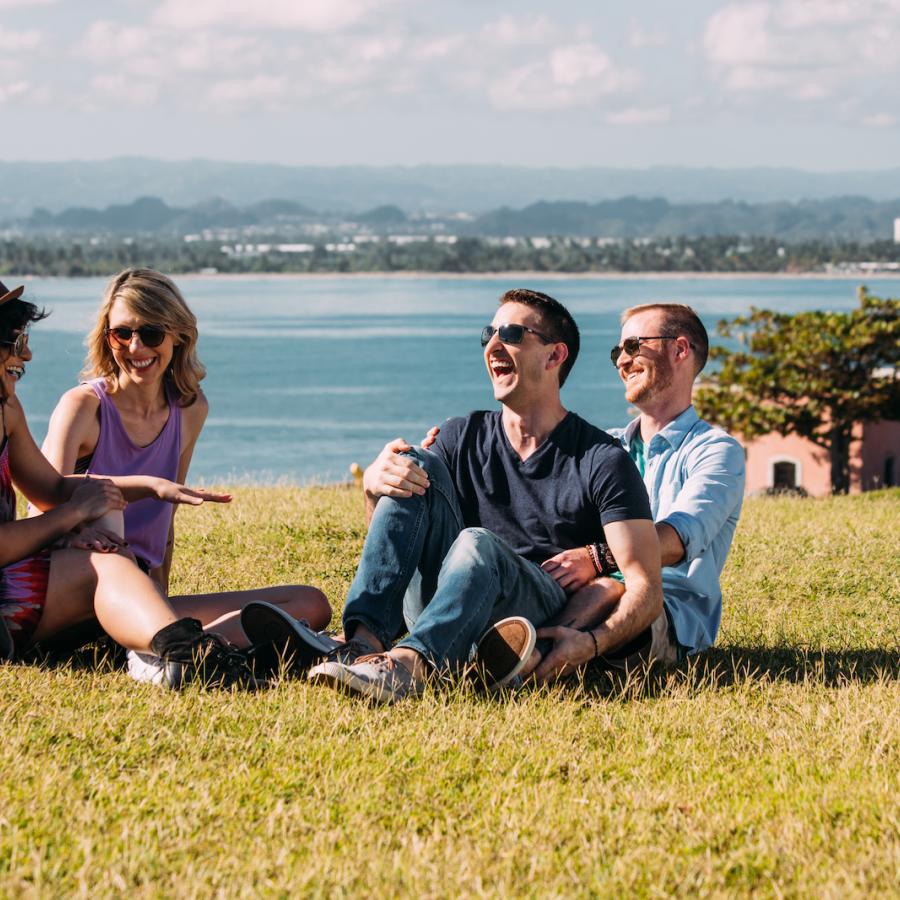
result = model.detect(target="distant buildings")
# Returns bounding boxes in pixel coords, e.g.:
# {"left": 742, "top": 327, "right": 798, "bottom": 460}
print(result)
{"left": 740, "top": 421, "right": 899, "bottom": 496}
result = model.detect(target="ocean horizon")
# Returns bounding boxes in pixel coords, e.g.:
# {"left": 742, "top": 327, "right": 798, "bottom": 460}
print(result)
{"left": 15, "top": 274, "right": 896, "bottom": 485}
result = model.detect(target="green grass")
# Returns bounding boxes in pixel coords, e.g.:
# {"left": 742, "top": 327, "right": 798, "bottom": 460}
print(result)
{"left": 2, "top": 488, "right": 898, "bottom": 897}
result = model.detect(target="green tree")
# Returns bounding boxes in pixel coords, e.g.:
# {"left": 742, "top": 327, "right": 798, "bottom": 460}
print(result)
{"left": 694, "top": 288, "right": 900, "bottom": 494}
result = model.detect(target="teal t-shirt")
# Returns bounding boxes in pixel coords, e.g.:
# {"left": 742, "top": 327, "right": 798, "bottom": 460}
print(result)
{"left": 609, "top": 433, "right": 645, "bottom": 584}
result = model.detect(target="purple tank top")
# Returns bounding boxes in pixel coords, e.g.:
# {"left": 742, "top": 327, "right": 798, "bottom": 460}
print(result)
{"left": 85, "top": 378, "right": 182, "bottom": 569}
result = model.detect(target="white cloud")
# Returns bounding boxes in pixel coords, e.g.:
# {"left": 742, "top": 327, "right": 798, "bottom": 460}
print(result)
{"left": 88, "top": 75, "right": 160, "bottom": 108}
{"left": 862, "top": 112, "right": 897, "bottom": 127}
{"left": 0, "top": 80, "right": 30, "bottom": 103}
{"left": 703, "top": 0, "right": 900, "bottom": 101}
{"left": 0, "top": 0, "right": 57, "bottom": 8}
{"left": 0, "top": 26, "right": 42, "bottom": 50}
{"left": 704, "top": 2, "right": 771, "bottom": 66}
{"left": 153, "top": 0, "right": 392, "bottom": 33}
{"left": 208, "top": 75, "right": 287, "bottom": 110}
{"left": 607, "top": 106, "right": 671, "bottom": 125}
{"left": 479, "top": 14, "right": 564, "bottom": 47}
{"left": 490, "top": 43, "right": 635, "bottom": 111}
{"left": 628, "top": 21, "right": 669, "bottom": 49}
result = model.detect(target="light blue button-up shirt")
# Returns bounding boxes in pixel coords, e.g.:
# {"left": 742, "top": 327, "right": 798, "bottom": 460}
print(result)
{"left": 609, "top": 406, "right": 746, "bottom": 654}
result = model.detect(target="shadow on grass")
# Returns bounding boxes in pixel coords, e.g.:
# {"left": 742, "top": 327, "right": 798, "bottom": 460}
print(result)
{"left": 578, "top": 644, "right": 899, "bottom": 701}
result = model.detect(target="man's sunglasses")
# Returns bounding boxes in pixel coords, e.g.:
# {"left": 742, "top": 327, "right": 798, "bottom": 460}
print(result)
{"left": 609, "top": 335, "right": 679, "bottom": 365}
{"left": 481, "top": 323, "right": 555, "bottom": 347}
{"left": 105, "top": 325, "right": 168, "bottom": 349}
{"left": 1, "top": 331, "right": 29, "bottom": 356}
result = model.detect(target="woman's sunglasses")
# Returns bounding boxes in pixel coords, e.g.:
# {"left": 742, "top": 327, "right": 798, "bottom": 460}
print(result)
{"left": 105, "top": 325, "right": 168, "bottom": 349}
{"left": 481, "top": 323, "right": 555, "bottom": 347}
{"left": 0, "top": 331, "right": 29, "bottom": 356}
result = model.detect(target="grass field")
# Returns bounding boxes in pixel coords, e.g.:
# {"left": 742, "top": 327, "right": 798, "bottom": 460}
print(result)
{"left": 1, "top": 488, "right": 898, "bottom": 897}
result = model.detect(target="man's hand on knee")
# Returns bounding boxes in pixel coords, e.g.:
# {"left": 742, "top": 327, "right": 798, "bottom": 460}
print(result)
{"left": 363, "top": 438, "right": 431, "bottom": 500}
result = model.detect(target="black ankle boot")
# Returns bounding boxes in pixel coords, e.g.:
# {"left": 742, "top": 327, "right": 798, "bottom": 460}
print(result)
{"left": 149, "top": 618, "right": 259, "bottom": 690}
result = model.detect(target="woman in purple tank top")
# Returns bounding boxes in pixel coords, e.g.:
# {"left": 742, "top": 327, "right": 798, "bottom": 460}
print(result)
{"left": 0, "top": 281, "right": 270, "bottom": 687}
{"left": 39, "top": 269, "right": 330, "bottom": 673}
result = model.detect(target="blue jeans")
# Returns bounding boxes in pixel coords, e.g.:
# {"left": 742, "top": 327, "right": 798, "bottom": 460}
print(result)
{"left": 342, "top": 448, "right": 567, "bottom": 671}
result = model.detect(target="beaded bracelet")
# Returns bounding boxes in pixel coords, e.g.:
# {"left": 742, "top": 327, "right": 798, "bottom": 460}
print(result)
{"left": 588, "top": 630, "right": 600, "bottom": 658}
{"left": 585, "top": 542, "right": 603, "bottom": 576}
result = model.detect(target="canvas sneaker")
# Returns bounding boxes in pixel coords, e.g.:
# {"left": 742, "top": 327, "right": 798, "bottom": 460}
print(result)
{"left": 310, "top": 652, "right": 423, "bottom": 704}
{"left": 148, "top": 618, "right": 261, "bottom": 690}
{"left": 471, "top": 616, "right": 537, "bottom": 691}
{"left": 240, "top": 600, "right": 341, "bottom": 676}
{"left": 306, "top": 637, "right": 378, "bottom": 683}
{"left": 126, "top": 649, "right": 167, "bottom": 685}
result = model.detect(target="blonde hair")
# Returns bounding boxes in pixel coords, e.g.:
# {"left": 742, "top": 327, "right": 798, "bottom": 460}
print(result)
{"left": 83, "top": 268, "right": 205, "bottom": 406}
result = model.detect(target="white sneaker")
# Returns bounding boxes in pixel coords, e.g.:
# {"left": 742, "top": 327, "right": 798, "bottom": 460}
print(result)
{"left": 126, "top": 649, "right": 167, "bottom": 686}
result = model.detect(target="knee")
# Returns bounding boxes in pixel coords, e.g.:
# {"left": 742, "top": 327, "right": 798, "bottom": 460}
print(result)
{"left": 447, "top": 527, "right": 504, "bottom": 566}
{"left": 278, "top": 585, "right": 332, "bottom": 629}
{"left": 401, "top": 447, "right": 452, "bottom": 484}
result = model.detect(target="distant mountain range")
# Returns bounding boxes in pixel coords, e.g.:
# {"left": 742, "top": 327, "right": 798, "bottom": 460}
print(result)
{"left": 3, "top": 158, "right": 900, "bottom": 218}
{"left": 6, "top": 194, "right": 899, "bottom": 242}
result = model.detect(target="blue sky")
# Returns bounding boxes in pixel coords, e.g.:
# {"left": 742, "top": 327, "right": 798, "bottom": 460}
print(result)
{"left": 2, "top": 0, "right": 899, "bottom": 168}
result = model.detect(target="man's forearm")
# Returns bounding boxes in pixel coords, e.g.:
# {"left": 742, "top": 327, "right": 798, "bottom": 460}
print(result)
{"left": 589, "top": 576, "right": 663, "bottom": 656}
{"left": 656, "top": 522, "right": 685, "bottom": 567}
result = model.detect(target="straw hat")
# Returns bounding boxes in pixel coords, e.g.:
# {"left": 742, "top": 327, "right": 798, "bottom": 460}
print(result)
{"left": 0, "top": 280, "right": 25, "bottom": 307}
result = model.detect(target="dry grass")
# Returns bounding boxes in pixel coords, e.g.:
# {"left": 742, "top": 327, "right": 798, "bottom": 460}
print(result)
{"left": 1, "top": 488, "right": 897, "bottom": 897}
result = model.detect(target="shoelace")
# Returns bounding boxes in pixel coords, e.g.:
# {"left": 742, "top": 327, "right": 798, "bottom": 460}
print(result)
{"left": 323, "top": 639, "right": 373, "bottom": 663}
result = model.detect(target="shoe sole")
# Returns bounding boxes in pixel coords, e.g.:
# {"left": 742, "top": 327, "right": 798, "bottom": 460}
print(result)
{"left": 240, "top": 601, "right": 338, "bottom": 673}
{"left": 474, "top": 616, "right": 537, "bottom": 691}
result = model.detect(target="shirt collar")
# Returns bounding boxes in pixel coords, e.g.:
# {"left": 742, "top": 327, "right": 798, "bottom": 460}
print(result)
{"left": 623, "top": 405, "right": 700, "bottom": 451}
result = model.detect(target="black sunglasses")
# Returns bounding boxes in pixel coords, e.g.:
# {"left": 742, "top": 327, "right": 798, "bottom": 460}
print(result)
{"left": 609, "top": 335, "right": 679, "bottom": 365}
{"left": 105, "top": 325, "right": 168, "bottom": 349}
{"left": 481, "top": 323, "right": 555, "bottom": 347}
{"left": 0, "top": 331, "right": 29, "bottom": 356}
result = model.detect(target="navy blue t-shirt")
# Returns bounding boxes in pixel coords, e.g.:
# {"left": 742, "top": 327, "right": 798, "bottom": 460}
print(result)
{"left": 431, "top": 410, "right": 652, "bottom": 565}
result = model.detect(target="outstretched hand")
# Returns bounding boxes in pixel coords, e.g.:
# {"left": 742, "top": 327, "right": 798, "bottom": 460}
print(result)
{"left": 154, "top": 480, "right": 233, "bottom": 506}
{"left": 540, "top": 547, "right": 596, "bottom": 594}
{"left": 530, "top": 625, "right": 596, "bottom": 684}
{"left": 363, "top": 438, "right": 430, "bottom": 500}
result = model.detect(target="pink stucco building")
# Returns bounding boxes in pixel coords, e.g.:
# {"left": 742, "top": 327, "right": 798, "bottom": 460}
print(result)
{"left": 740, "top": 420, "right": 900, "bottom": 496}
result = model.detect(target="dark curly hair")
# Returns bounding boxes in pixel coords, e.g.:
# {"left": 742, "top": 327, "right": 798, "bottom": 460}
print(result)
{"left": 0, "top": 295, "right": 49, "bottom": 347}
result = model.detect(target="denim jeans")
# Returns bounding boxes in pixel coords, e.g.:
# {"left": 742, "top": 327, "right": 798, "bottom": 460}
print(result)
{"left": 342, "top": 447, "right": 568, "bottom": 671}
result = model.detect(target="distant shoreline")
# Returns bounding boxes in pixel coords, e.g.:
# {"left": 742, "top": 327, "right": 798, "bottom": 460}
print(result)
{"left": 83, "top": 270, "right": 900, "bottom": 282}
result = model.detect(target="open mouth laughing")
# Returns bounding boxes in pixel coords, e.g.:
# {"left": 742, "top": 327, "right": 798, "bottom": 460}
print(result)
{"left": 5, "top": 365, "right": 24, "bottom": 381}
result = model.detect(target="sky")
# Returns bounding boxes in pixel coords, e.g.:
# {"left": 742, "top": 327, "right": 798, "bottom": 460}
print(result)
{"left": 2, "top": 0, "right": 900, "bottom": 169}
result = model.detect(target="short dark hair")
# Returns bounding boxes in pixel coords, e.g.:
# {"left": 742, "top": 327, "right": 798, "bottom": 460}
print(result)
{"left": 0, "top": 296, "right": 49, "bottom": 348}
{"left": 621, "top": 303, "right": 709, "bottom": 375}
{"left": 498, "top": 288, "right": 580, "bottom": 387}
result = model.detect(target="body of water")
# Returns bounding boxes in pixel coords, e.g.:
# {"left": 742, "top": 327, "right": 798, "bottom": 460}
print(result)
{"left": 14, "top": 275, "right": 896, "bottom": 484}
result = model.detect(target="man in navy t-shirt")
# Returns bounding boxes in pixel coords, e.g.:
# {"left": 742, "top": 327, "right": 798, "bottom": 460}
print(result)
{"left": 308, "top": 289, "right": 663, "bottom": 703}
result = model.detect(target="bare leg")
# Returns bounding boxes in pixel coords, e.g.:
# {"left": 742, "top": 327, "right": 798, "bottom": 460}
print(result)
{"left": 32, "top": 549, "right": 178, "bottom": 652}
{"left": 168, "top": 585, "right": 331, "bottom": 648}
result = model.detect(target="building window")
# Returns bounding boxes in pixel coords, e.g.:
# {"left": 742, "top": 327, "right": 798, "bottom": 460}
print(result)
{"left": 885, "top": 456, "right": 896, "bottom": 488}
{"left": 773, "top": 460, "right": 797, "bottom": 490}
